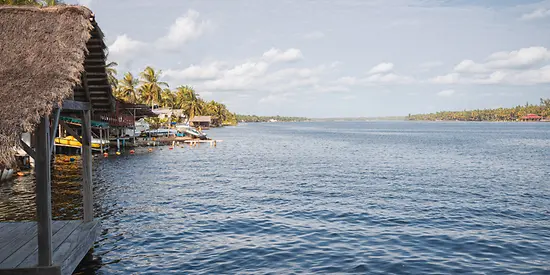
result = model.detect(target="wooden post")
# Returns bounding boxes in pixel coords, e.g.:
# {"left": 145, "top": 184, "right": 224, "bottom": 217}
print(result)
{"left": 35, "top": 115, "right": 53, "bottom": 266}
{"left": 50, "top": 108, "right": 61, "bottom": 159}
{"left": 99, "top": 127, "right": 103, "bottom": 153}
{"left": 81, "top": 110, "right": 93, "bottom": 222}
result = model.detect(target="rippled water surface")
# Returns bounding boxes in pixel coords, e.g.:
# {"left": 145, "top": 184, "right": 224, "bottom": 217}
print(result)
{"left": 2, "top": 122, "right": 550, "bottom": 274}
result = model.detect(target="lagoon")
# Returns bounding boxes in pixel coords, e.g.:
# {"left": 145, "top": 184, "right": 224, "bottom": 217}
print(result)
{"left": 1, "top": 121, "right": 550, "bottom": 274}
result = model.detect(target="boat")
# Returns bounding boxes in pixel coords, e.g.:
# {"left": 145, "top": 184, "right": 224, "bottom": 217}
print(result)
{"left": 55, "top": 136, "right": 110, "bottom": 151}
{"left": 141, "top": 128, "right": 179, "bottom": 137}
{"left": 175, "top": 124, "right": 208, "bottom": 140}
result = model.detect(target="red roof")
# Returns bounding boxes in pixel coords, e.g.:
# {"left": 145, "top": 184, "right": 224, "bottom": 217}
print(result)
{"left": 521, "top": 114, "right": 542, "bottom": 119}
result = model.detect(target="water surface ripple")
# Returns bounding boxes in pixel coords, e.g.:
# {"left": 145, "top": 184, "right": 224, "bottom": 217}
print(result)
{"left": 2, "top": 122, "right": 550, "bottom": 274}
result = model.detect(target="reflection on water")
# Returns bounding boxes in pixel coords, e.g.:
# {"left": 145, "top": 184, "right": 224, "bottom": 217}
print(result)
{"left": 0, "top": 155, "right": 85, "bottom": 221}
{"left": 1, "top": 122, "right": 550, "bottom": 274}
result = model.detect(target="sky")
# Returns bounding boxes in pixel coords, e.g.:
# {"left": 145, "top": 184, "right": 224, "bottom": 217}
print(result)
{"left": 67, "top": 0, "right": 550, "bottom": 117}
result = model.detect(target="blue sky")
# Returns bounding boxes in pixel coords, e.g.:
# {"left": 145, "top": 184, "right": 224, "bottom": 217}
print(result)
{"left": 68, "top": 0, "right": 550, "bottom": 117}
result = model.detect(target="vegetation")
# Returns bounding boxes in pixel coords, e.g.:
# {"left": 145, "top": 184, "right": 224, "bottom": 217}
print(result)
{"left": 111, "top": 65, "right": 237, "bottom": 127}
{"left": 236, "top": 115, "right": 309, "bottom": 123}
{"left": 408, "top": 98, "right": 550, "bottom": 121}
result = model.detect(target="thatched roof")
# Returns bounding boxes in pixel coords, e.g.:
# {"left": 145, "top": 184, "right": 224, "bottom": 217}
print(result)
{"left": 0, "top": 5, "right": 111, "bottom": 167}
{"left": 190, "top": 116, "right": 212, "bottom": 122}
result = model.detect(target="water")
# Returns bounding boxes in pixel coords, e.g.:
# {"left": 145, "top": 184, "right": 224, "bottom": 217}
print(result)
{"left": 1, "top": 121, "right": 550, "bottom": 274}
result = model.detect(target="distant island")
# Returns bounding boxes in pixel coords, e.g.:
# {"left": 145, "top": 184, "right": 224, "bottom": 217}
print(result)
{"left": 408, "top": 98, "right": 550, "bottom": 122}
{"left": 236, "top": 115, "right": 309, "bottom": 123}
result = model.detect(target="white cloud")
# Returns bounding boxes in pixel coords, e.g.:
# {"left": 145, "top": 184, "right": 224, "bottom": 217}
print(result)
{"left": 156, "top": 10, "right": 211, "bottom": 51}
{"left": 335, "top": 76, "right": 357, "bottom": 85}
{"left": 437, "top": 89, "right": 455, "bottom": 97}
{"left": 108, "top": 34, "right": 146, "bottom": 63}
{"left": 315, "top": 85, "right": 349, "bottom": 93}
{"left": 430, "top": 73, "right": 461, "bottom": 84}
{"left": 454, "top": 47, "right": 550, "bottom": 73}
{"left": 368, "top": 62, "right": 394, "bottom": 74}
{"left": 262, "top": 48, "right": 304, "bottom": 63}
{"left": 304, "top": 31, "right": 325, "bottom": 40}
{"left": 431, "top": 46, "right": 550, "bottom": 85}
{"left": 164, "top": 62, "right": 225, "bottom": 81}
{"left": 429, "top": 47, "right": 550, "bottom": 85}
{"left": 521, "top": 8, "right": 550, "bottom": 21}
{"left": 227, "top": 61, "right": 270, "bottom": 77}
{"left": 259, "top": 92, "right": 295, "bottom": 104}
{"left": 364, "top": 73, "right": 415, "bottom": 84}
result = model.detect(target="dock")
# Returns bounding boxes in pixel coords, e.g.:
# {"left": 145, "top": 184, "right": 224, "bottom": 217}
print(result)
{"left": 0, "top": 5, "right": 112, "bottom": 275}
{"left": 0, "top": 221, "right": 100, "bottom": 275}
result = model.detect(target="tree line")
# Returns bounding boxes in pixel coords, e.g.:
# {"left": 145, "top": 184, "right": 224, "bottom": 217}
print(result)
{"left": 236, "top": 115, "right": 309, "bottom": 123}
{"left": 107, "top": 63, "right": 237, "bottom": 127}
{"left": 408, "top": 98, "right": 550, "bottom": 121}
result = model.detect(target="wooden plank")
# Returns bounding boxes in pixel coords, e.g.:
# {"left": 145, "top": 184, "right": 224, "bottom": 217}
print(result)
{"left": 57, "top": 221, "right": 100, "bottom": 275}
{"left": 17, "top": 221, "right": 81, "bottom": 269}
{"left": 18, "top": 139, "right": 36, "bottom": 160}
{"left": 61, "top": 100, "right": 90, "bottom": 111}
{"left": 87, "top": 86, "right": 110, "bottom": 91}
{"left": 58, "top": 121, "right": 82, "bottom": 143}
{"left": 0, "top": 266, "right": 61, "bottom": 275}
{"left": 35, "top": 116, "right": 52, "bottom": 266}
{"left": 1, "top": 222, "right": 69, "bottom": 269}
{"left": 0, "top": 223, "right": 35, "bottom": 264}
{"left": 81, "top": 111, "right": 93, "bottom": 223}
{"left": 0, "top": 222, "right": 17, "bottom": 232}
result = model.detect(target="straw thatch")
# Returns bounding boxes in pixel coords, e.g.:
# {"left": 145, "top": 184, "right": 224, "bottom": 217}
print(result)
{"left": 0, "top": 5, "right": 94, "bottom": 167}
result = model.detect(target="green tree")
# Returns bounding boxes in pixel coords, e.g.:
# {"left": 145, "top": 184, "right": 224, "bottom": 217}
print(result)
{"left": 117, "top": 72, "right": 140, "bottom": 103}
{"left": 105, "top": 61, "right": 119, "bottom": 91}
{"left": 160, "top": 88, "right": 176, "bottom": 108}
{"left": 139, "top": 66, "right": 168, "bottom": 108}
{"left": 174, "top": 85, "right": 202, "bottom": 119}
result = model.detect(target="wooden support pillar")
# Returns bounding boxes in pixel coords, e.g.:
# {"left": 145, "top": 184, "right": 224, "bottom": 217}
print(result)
{"left": 35, "top": 116, "right": 53, "bottom": 266}
{"left": 81, "top": 110, "right": 93, "bottom": 222}
{"left": 50, "top": 108, "right": 61, "bottom": 158}
{"left": 99, "top": 127, "right": 103, "bottom": 153}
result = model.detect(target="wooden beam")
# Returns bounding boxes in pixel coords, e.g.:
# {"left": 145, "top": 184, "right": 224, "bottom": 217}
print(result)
{"left": 35, "top": 116, "right": 53, "bottom": 266}
{"left": 82, "top": 72, "right": 91, "bottom": 105}
{"left": 61, "top": 100, "right": 91, "bottom": 111}
{"left": 19, "top": 138, "right": 36, "bottom": 160}
{"left": 81, "top": 110, "right": 93, "bottom": 222}
{"left": 49, "top": 108, "right": 61, "bottom": 158}
{"left": 59, "top": 121, "right": 82, "bottom": 143}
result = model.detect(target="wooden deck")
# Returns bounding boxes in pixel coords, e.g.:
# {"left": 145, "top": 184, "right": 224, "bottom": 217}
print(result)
{"left": 0, "top": 220, "right": 100, "bottom": 275}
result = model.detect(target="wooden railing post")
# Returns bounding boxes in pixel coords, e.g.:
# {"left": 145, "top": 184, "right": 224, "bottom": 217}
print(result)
{"left": 35, "top": 115, "right": 53, "bottom": 266}
{"left": 81, "top": 110, "right": 93, "bottom": 222}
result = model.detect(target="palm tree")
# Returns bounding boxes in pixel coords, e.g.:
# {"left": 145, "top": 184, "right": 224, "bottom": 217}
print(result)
{"left": 118, "top": 72, "right": 140, "bottom": 103}
{"left": 106, "top": 61, "right": 119, "bottom": 91}
{"left": 160, "top": 88, "right": 175, "bottom": 108}
{"left": 139, "top": 66, "right": 168, "bottom": 108}
{"left": 174, "top": 85, "right": 202, "bottom": 119}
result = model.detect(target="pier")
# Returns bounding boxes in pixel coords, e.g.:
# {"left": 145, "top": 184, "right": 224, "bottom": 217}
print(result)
{"left": 0, "top": 5, "right": 113, "bottom": 275}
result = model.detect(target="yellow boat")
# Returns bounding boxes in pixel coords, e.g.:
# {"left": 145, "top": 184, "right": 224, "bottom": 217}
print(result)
{"left": 55, "top": 136, "right": 81, "bottom": 147}
{"left": 55, "top": 136, "right": 109, "bottom": 149}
